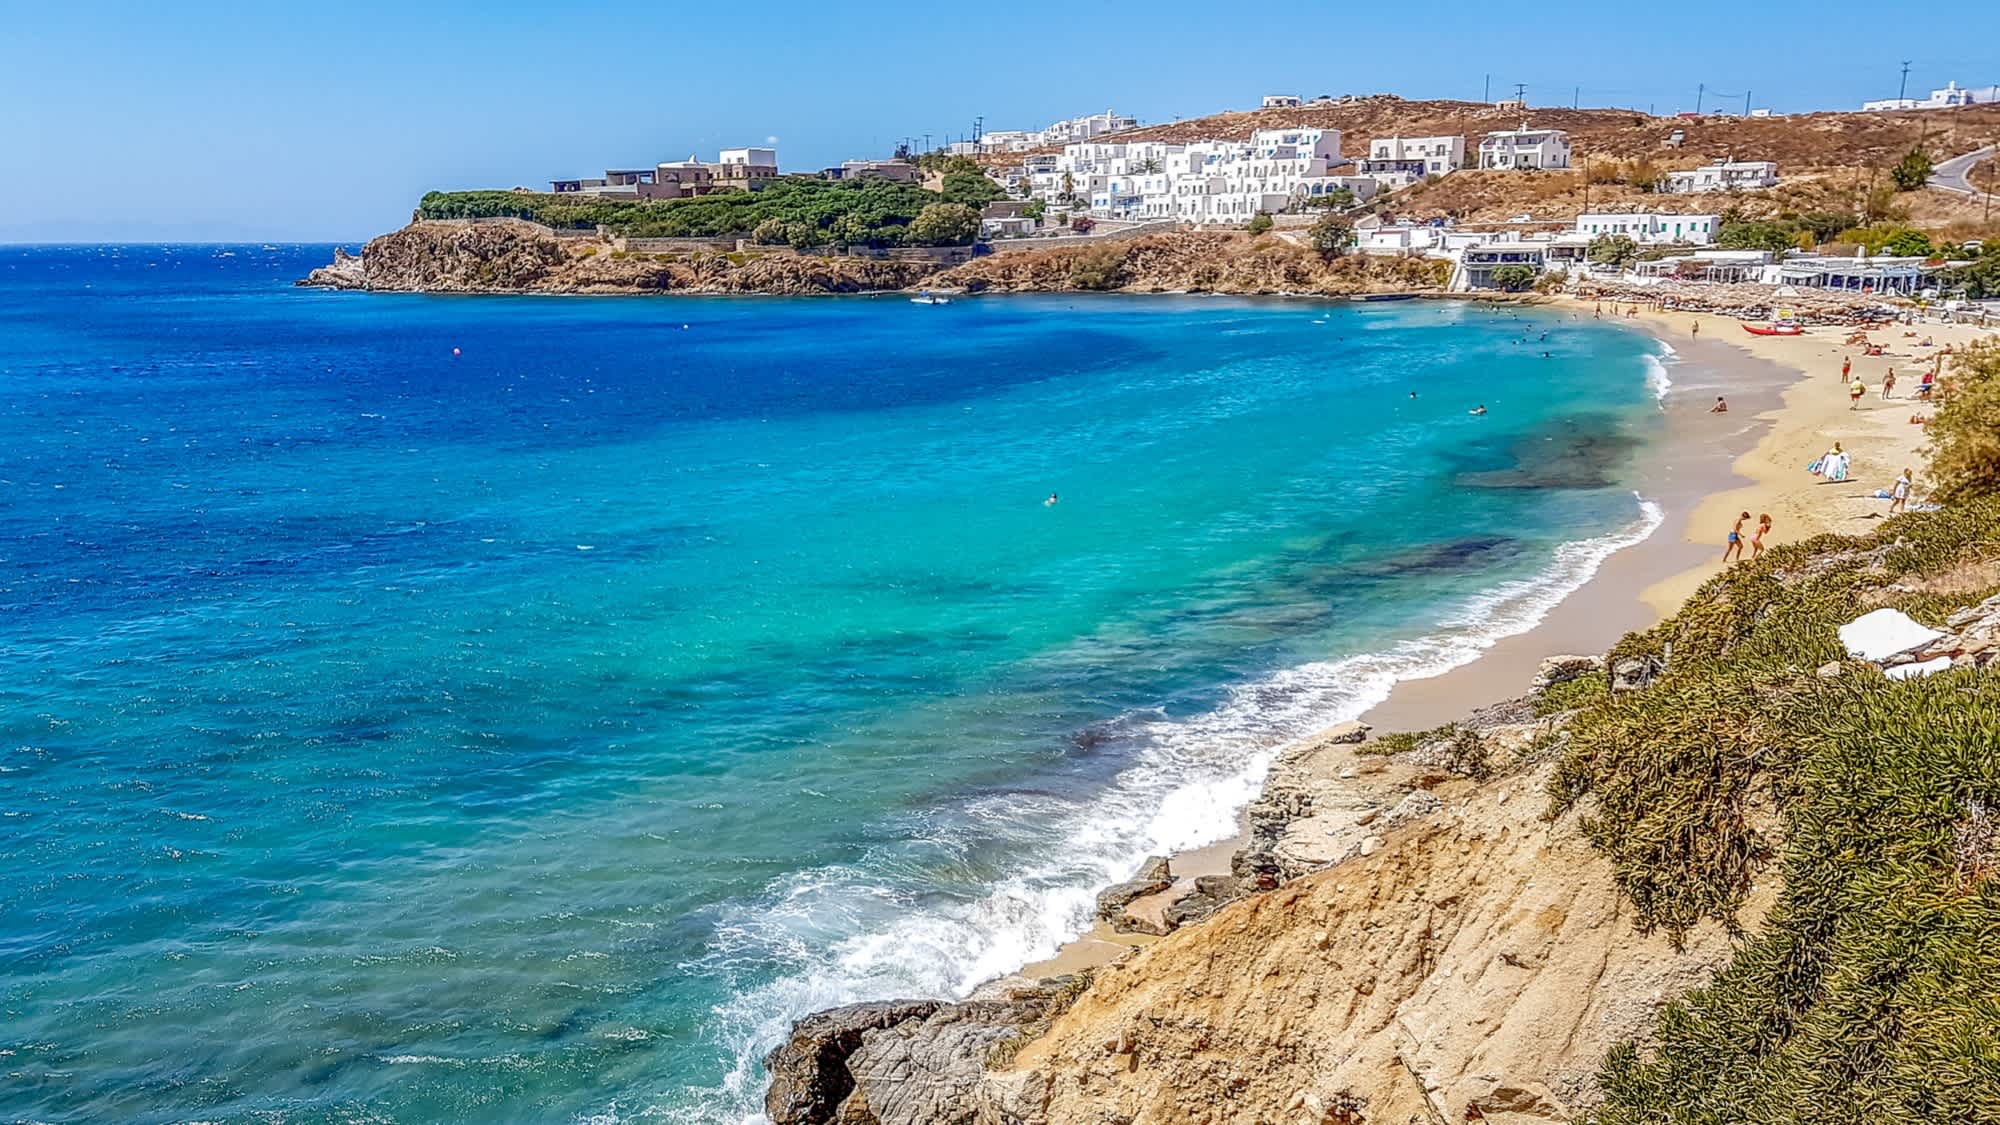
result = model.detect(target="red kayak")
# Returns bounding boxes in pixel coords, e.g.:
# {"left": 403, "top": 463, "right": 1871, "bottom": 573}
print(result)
{"left": 1742, "top": 323, "right": 1803, "bottom": 336}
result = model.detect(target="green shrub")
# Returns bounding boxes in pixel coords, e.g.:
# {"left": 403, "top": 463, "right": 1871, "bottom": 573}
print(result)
{"left": 1246, "top": 211, "right": 1274, "bottom": 235}
{"left": 1927, "top": 341, "right": 2000, "bottom": 501}
{"left": 1551, "top": 494, "right": 2000, "bottom": 1121}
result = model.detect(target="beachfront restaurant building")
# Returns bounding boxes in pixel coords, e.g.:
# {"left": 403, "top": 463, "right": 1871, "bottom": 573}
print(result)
{"left": 1575, "top": 212, "right": 1720, "bottom": 246}
{"left": 1460, "top": 242, "right": 1548, "bottom": 288}
{"left": 1775, "top": 254, "right": 1926, "bottom": 295}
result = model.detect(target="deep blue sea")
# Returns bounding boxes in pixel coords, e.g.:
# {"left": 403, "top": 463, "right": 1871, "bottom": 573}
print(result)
{"left": 0, "top": 245, "right": 1671, "bottom": 1123}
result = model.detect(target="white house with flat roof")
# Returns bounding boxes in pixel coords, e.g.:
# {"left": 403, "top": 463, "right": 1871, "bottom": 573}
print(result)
{"left": 1365, "top": 135, "right": 1464, "bottom": 175}
{"left": 1576, "top": 212, "right": 1720, "bottom": 245}
{"left": 1661, "top": 159, "right": 1778, "bottom": 193}
{"left": 1262, "top": 94, "right": 1303, "bottom": 108}
{"left": 1477, "top": 126, "right": 1570, "bottom": 170}
{"left": 1862, "top": 81, "right": 1999, "bottom": 111}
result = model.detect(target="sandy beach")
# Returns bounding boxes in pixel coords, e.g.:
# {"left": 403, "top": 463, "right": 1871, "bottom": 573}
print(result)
{"left": 1022, "top": 299, "right": 1996, "bottom": 981}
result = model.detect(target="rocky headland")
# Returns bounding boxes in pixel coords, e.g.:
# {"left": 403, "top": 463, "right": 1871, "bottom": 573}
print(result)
{"left": 299, "top": 221, "right": 1450, "bottom": 298}
{"left": 758, "top": 658, "right": 1749, "bottom": 1125}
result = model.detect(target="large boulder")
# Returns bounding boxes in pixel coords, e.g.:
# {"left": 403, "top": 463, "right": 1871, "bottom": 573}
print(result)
{"left": 1093, "top": 855, "right": 1173, "bottom": 928}
{"left": 764, "top": 1000, "right": 941, "bottom": 1125}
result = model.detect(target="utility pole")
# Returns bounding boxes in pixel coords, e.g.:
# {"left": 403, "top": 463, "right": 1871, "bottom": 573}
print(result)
{"left": 974, "top": 115, "right": 984, "bottom": 144}
{"left": 1744, "top": 90, "right": 1752, "bottom": 116}
{"left": 1513, "top": 82, "right": 1527, "bottom": 104}
{"left": 1898, "top": 60, "right": 1912, "bottom": 103}
{"left": 1574, "top": 85, "right": 1580, "bottom": 109}
{"left": 1483, "top": 74, "right": 1491, "bottom": 103}
{"left": 1696, "top": 83, "right": 1704, "bottom": 114}
{"left": 923, "top": 132, "right": 932, "bottom": 154}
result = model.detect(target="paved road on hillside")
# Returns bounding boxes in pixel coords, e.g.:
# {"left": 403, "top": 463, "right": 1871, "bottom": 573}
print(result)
{"left": 1932, "top": 145, "right": 1997, "bottom": 196}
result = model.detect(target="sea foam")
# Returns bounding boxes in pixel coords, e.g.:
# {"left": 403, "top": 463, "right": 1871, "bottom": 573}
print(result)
{"left": 677, "top": 494, "right": 1666, "bottom": 1125}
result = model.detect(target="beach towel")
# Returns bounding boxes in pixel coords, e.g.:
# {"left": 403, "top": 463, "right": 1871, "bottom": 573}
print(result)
{"left": 1838, "top": 608, "right": 1945, "bottom": 662}
{"left": 1886, "top": 656, "right": 1953, "bottom": 681}
{"left": 1807, "top": 458, "right": 1823, "bottom": 474}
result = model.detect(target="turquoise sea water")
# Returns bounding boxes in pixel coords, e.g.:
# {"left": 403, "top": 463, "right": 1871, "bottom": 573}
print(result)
{"left": 0, "top": 246, "right": 1668, "bottom": 1123}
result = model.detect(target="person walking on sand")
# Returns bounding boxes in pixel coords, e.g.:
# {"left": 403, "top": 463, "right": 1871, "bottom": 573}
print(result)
{"left": 1889, "top": 468, "right": 1913, "bottom": 515}
{"left": 1750, "top": 514, "right": 1772, "bottom": 560}
{"left": 1849, "top": 375, "right": 1867, "bottom": 409}
{"left": 1724, "top": 511, "right": 1750, "bottom": 562}
{"left": 1817, "top": 441, "right": 1849, "bottom": 483}
{"left": 1882, "top": 368, "right": 1897, "bottom": 399}
{"left": 1841, "top": 356, "right": 1851, "bottom": 381}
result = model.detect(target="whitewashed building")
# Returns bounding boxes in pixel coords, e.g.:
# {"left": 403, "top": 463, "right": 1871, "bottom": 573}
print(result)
{"left": 1359, "top": 135, "right": 1465, "bottom": 185}
{"left": 1660, "top": 159, "right": 1779, "bottom": 193}
{"left": 1862, "top": 81, "right": 1998, "bottom": 111}
{"left": 1477, "top": 126, "right": 1571, "bottom": 170}
{"left": 1029, "top": 127, "right": 1379, "bottom": 224}
{"left": 1575, "top": 212, "right": 1720, "bottom": 245}
{"left": 1262, "top": 94, "right": 1303, "bottom": 108}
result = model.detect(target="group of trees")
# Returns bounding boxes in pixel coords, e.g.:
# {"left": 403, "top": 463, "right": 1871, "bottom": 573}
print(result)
{"left": 1713, "top": 209, "right": 1862, "bottom": 253}
{"left": 417, "top": 173, "right": 1000, "bottom": 247}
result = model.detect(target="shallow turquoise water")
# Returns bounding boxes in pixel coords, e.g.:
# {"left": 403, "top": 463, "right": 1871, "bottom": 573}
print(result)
{"left": 0, "top": 246, "right": 1664, "bottom": 1123}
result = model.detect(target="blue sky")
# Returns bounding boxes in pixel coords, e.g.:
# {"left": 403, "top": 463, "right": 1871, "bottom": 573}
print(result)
{"left": 3, "top": 0, "right": 1996, "bottom": 241}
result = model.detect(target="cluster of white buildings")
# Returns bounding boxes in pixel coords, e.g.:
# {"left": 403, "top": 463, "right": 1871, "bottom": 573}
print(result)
{"left": 948, "top": 109, "right": 1139, "bottom": 155}
{"left": 1862, "top": 80, "right": 1998, "bottom": 112}
{"left": 1016, "top": 127, "right": 1391, "bottom": 223}
{"left": 549, "top": 147, "right": 779, "bottom": 199}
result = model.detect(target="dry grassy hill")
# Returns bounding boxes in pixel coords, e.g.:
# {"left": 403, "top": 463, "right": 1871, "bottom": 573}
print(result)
{"left": 1077, "top": 95, "right": 2000, "bottom": 169}
{"left": 991, "top": 96, "right": 2000, "bottom": 231}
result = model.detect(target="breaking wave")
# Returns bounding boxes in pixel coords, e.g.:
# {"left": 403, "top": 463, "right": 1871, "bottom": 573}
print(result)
{"left": 657, "top": 495, "right": 1666, "bottom": 1124}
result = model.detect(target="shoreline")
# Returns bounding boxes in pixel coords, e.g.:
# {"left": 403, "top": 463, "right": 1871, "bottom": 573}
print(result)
{"left": 1016, "top": 300, "right": 1989, "bottom": 982}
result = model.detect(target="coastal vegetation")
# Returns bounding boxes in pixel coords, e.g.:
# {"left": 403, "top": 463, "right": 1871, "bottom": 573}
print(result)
{"left": 417, "top": 174, "right": 1000, "bottom": 246}
{"left": 1488, "top": 263, "right": 1536, "bottom": 291}
{"left": 1549, "top": 341, "right": 2000, "bottom": 1120}
{"left": 1890, "top": 145, "right": 1936, "bottom": 192}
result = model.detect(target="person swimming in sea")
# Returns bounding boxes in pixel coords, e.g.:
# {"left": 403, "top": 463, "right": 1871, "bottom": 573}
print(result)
{"left": 1469, "top": 404, "right": 1487, "bottom": 416}
{"left": 1044, "top": 492, "right": 1059, "bottom": 507}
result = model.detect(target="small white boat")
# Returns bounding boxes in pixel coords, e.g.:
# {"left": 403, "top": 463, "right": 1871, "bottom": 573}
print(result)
{"left": 910, "top": 291, "right": 951, "bottom": 306}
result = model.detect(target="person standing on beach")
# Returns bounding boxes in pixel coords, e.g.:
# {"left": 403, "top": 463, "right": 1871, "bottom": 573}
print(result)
{"left": 1882, "top": 369, "right": 1897, "bottom": 399}
{"left": 1724, "top": 511, "right": 1750, "bottom": 562}
{"left": 1889, "top": 469, "right": 1913, "bottom": 515}
{"left": 1751, "top": 514, "right": 1772, "bottom": 559}
{"left": 1691, "top": 320, "right": 1700, "bottom": 340}
{"left": 1842, "top": 356, "right": 1852, "bottom": 381}
{"left": 1849, "top": 376, "right": 1867, "bottom": 409}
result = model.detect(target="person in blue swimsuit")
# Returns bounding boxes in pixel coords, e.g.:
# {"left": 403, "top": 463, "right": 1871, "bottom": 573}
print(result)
{"left": 1723, "top": 511, "right": 1750, "bottom": 562}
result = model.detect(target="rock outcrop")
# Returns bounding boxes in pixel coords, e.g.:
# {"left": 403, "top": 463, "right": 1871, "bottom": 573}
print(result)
{"left": 763, "top": 686, "right": 1750, "bottom": 1125}
{"left": 300, "top": 222, "right": 1454, "bottom": 298}
{"left": 297, "top": 220, "right": 937, "bottom": 295}
{"left": 764, "top": 978, "right": 1089, "bottom": 1125}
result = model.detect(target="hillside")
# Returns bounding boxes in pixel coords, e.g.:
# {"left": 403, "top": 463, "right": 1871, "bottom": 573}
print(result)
{"left": 994, "top": 96, "right": 2000, "bottom": 230}
{"left": 1065, "top": 96, "right": 2000, "bottom": 169}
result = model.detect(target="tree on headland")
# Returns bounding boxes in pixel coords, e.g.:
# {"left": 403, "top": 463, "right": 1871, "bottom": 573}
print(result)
{"left": 907, "top": 202, "right": 981, "bottom": 246}
{"left": 1488, "top": 264, "right": 1537, "bottom": 292}
{"left": 1587, "top": 233, "right": 1641, "bottom": 268}
{"left": 1889, "top": 146, "right": 1934, "bottom": 192}
{"left": 1835, "top": 224, "right": 1936, "bottom": 257}
{"left": 751, "top": 217, "right": 790, "bottom": 245}
{"left": 828, "top": 212, "right": 870, "bottom": 249}
{"left": 1308, "top": 213, "right": 1354, "bottom": 257}
{"left": 1246, "top": 211, "right": 1274, "bottom": 235}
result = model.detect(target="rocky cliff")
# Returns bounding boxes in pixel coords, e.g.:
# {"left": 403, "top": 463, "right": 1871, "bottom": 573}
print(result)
{"left": 300, "top": 220, "right": 937, "bottom": 295}
{"left": 299, "top": 222, "right": 1449, "bottom": 298}
{"left": 763, "top": 675, "right": 1750, "bottom": 1125}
